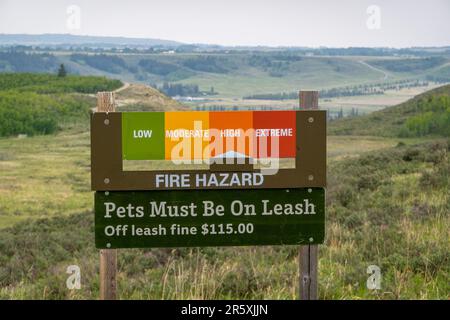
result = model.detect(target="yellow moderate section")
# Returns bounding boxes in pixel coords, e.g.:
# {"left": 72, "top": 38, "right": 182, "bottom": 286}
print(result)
{"left": 165, "top": 111, "right": 210, "bottom": 161}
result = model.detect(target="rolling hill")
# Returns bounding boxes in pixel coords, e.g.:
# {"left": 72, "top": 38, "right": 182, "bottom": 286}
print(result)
{"left": 2, "top": 50, "right": 450, "bottom": 99}
{"left": 114, "top": 83, "right": 184, "bottom": 111}
{"left": 329, "top": 84, "right": 450, "bottom": 137}
{"left": 0, "top": 74, "right": 448, "bottom": 299}
{"left": 0, "top": 73, "right": 183, "bottom": 137}
{"left": 0, "top": 34, "right": 182, "bottom": 48}
{"left": 0, "top": 73, "right": 122, "bottom": 136}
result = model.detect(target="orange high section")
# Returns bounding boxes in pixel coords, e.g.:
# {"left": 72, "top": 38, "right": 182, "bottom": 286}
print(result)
{"left": 209, "top": 111, "right": 254, "bottom": 158}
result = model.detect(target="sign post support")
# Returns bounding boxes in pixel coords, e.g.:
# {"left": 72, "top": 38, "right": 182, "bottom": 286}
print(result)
{"left": 97, "top": 92, "right": 117, "bottom": 300}
{"left": 91, "top": 91, "right": 326, "bottom": 300}
{"left": 299, "top": 90, "right": 319, "bottom": 300}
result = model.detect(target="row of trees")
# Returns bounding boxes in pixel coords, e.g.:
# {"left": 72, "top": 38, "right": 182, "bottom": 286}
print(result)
{"left": 0, "top": 73, "right": 122, "bottom": 94}
{"left": 370, "top": 57, "right": 446, "bottom": 72}
{"left": 243, "top": 80, "right": 431, "bottom": 100}
{"left": 139, "top": 57, "right": 233, "bottom": 77}
{"left": 138, "top": 59, "right": 179, "bottom": 76}
{"left": 70, "top": 54, "right": 132, "bottom": 74}
{"left": 182, "top": 56, "right": 230, "bottom": 73}
{"left": 7, "top": 44, "right": 446, "bottom": 57}
{"left": 0, "top": 51, "right": 57, "bottom": 73}
{"left": 190, "top": 106, "right": 362, "bottom": 118}
{"left": 152, "top": 82, "right": 217, "bottom": 97}
{"left": 192, "top": 105, "right": 282, "bottom": 111}
{"left": 247, "top": 55, "right": 292, "bottom": 77}
{"left": 328, "top": 108, "right": 360, "bottom": 121}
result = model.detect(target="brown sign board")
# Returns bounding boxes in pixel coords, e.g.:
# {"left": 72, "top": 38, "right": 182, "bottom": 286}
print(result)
{"left": 91, "top": 110, "right": 326, "bottom": 191}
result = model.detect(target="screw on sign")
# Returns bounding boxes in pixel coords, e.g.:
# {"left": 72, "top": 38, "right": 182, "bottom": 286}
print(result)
{"left": 91, "top": 90, "right": 326, "bottom": 300}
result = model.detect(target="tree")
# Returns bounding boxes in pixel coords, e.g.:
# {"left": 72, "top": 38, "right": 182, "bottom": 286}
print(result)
{"left": 57, "top": 64, "right": 67, "bottom": 78}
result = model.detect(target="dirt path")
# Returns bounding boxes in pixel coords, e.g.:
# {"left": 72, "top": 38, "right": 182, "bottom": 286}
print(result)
{"left": 114, "top": 82, "right": 130, "bottom": 93}
{"left": 358, "top": 60, "right": 389, "bottom": 80}
{"left": 90, "top": 82, "right": 130, "bottom": 112}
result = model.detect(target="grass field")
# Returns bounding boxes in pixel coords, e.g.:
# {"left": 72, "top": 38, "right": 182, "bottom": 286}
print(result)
{"left": 0, "top": 126, "right": 92, "bottom": 228}
{"left": 0, "top": 127, "right": 400, "bottom": 229}
{"left": 0, "top": 73, "right": 448, "bottom": 299}
{"left": 173, "top": 54, "right": 407, "bottom": 98}
{"left": 0, "top": 122, "right": 448, "bottom": 299}
{"left": 183, "top": 83, "right": 442, "bottom": 116}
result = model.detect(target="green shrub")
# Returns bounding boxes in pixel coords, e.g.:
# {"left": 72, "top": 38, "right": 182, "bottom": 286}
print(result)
{"left": 419, "top": 162, "right": 449, "bottom": 189}
{"left": 71, "top": 54, "right": 129, "bottom": 74}
{"left": 0, "top": 73, "right": 122, "bottom": 93}
{"left": 0, "top": 73, "right": 122, "bottom": 136}
{"left": 329, "top": 84, "right": 450, "bottom": 138}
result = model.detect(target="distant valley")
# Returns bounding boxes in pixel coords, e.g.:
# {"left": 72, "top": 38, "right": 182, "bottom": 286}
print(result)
{"left": 1, "top": 34, "right": 450, "bottom": 117}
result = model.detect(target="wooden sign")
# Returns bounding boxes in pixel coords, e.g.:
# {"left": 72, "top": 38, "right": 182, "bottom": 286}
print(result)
{"left": 95, "top": 188, "right": 325, "bottom": 249}
{"left": 92, "top": 91, "right": 326, "bottom": 300}
{"left": 91, "top": 110, "right": 326, "bottom": 191}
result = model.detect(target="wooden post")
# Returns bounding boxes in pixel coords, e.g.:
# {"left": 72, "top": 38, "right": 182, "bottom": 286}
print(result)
{"left": 299, "top": 91, "right": 319, "bottom": 110}
{"left": 97, "top": 92, "right": 117, "bottom": 300}
{"left": 100, "top": 249, "right": 117, "bottom": 300}
{"left": 299, "top": 90, "right": 319, "bottom": 300}
{"left": 299, "top": 244, "right": 318, "bottom": 299}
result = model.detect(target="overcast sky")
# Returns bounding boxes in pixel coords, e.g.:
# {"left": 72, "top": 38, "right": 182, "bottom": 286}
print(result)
{"left": 1, "top": 0, "right": 449, "bottom": 47}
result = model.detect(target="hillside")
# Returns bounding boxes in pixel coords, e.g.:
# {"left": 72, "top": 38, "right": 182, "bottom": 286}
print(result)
{"left": 0, "top": 73, "right": 122, "bottom": 136}
{"left": 0, "top": 73, "right": 448, "bottom": 299}
{"left": 3, "top": 50, "right": 450, "bottom": 100}
{"left": 329, "top": 84, "right": 450, "bottom": 137}
{"left": 0, "top": 34, "right": 182, "bottom": 47}
{"left": 0, "top": 73, "right": 183, "bottom": 137}
{"left": 115, "top": 83, "right": 184, "bottom": 111}
{"left": 0, "top": 136, "right": 447, "bottom": 299}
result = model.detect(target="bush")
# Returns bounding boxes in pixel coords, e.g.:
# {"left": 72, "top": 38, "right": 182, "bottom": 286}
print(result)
{"left": 138, "top": 59, "right": 179, "bottom": 76}
{"left": 419, "top": 161, "right": 449, "bottom": 189}
{"left": 0, "top": 73, "right": 122, "bottom": 136}
{"left": 71, "top": 54, "right": 128, "bottom": 74}
{"left": 0, "top": 91, "right": 91, "bottom": 136}
{"left": 182, "top": 56, "right": 230, "bottom": 73}
{"left": 0, "top": 51, "right": 57, "bottom": 73}
{"left": 370, "top": 57, "right": 446, "bottom": 72}
{"left": 0, "top": 73, "right": 122, "bottom": 94}
{"left": 329, "top": 84, "right": 450, "bottom": 138}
